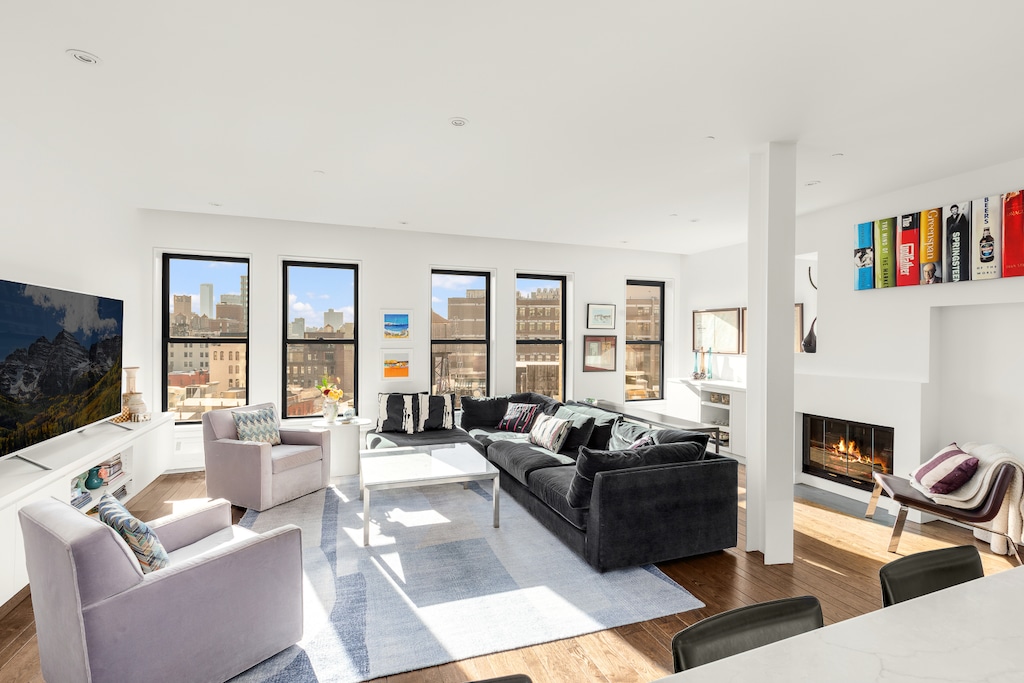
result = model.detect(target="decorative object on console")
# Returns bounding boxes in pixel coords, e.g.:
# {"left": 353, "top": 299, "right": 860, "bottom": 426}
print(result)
{"left": 586, "top": 303, "right": 615, "bottom": 329}
{"left": 583, "top": 335, "right": 616, "bottom": 372}
{"left": 381, "top": 309, "right": 412, "bottom": 342}
{"left": 382, "top": 348, "right": 411, "bottom": 380}
{"left": 802, "top": 268, "right": 817, "bottom": 353}
{"left": 317, "top": 375, "right": 344, "bottom": 422}
{"left": 84, "top": 466, "right": 104, "bottom": 490}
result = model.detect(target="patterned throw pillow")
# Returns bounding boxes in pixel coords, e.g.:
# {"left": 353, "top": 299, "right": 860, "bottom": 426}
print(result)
{"left": 96, "top": 494, "right": 170, "bottom": 573}
{"left": 911, "top": 443, "right": 980, "bottom": 494}
{"left": 529, "top": 413, "right": 572, "bottom": 453}
{"left": 497, "top": 402, "right": 539, "bottom": 433}
{"left": 232, "top": 406, "right": 282, "bottom": 445}
{"left": 629, "top": 435, "right": 656, "bottom": 449}
{"left": 419, "top": 393, "right": 455, "bottom": 431}
{"left": 377, "top": 393, "right": 418, "bottom": 434}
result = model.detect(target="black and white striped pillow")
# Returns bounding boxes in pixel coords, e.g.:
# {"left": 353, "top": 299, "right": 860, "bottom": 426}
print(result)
{"left": 418, "top": 393, "right": 455, "bottom": 431}
{"left": 376, "top": 393, "right": 418, "bottom": 434}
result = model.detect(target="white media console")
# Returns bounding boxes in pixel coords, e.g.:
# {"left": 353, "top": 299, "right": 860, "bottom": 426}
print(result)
{"left": 0, "top": 413, "right": 173, "bottom": 607}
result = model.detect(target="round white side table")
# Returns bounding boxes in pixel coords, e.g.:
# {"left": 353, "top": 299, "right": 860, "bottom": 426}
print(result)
{"left": 311, "top": 417, "right": 372, "bottom": 476}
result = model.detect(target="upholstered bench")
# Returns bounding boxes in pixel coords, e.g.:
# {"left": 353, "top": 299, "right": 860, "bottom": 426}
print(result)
{"left": 865, "top": 464, "right": 1021, "bottom": 563}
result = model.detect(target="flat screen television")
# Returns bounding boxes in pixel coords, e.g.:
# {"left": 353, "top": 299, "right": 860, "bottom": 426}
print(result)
{"left": 0, "top": 278, "right": 123, "bottom": 465}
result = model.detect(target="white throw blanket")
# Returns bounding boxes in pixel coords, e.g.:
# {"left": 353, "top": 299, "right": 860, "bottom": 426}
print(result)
{"left": 909, "top": 442, "right": 1024, "bottom": 555}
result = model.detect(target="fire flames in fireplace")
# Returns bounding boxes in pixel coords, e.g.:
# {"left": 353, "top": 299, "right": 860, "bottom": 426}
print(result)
{"left": 803, "top": 414, "right": 894, "bottom": 491}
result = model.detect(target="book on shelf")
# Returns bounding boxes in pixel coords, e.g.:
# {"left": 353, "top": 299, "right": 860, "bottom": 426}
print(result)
{"left": 111, "top": 484, "right": 128, "bottom": 501}
{"left": 1003, "top": 190, "right": 1024, "bottom": 277}
{"left": 873, "top": 217, "right": 896, "bottom": 288}
{"left": 972, "top": 194, "right": 1002, "bottom": 280}
{"left": 102, "top": 470, "right": 127, "bottom": 488}
{"left": 919, "top": 208, "right": 943, "bottom": 284}
{"left": 944, "top": 201, "right": 972, "bottom": 282}
{"left": 896, "top": 212, "right": 920, "bottom": 286}
{"left": 71, "top": 492, "right": 93, "bottom": 510}
{"left": 855, "top": 221, "right": 874, "bottom": 290}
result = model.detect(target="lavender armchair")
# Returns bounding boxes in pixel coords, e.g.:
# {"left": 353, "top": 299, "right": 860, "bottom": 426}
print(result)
{"left": 18, "top": 497, "right": 303, "bottom": 683}
{"left": 202, "top": 403, "right": 330, "bottom": 511}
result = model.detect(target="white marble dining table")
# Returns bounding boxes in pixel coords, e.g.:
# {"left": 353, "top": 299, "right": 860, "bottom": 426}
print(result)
{"left": 654, "top": 565, "right": 1024, "bottom": 682}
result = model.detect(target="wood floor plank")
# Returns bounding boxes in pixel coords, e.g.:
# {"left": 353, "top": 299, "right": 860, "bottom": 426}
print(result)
{"left": 1, "top": 466, "right": 1015, "bottom": 683}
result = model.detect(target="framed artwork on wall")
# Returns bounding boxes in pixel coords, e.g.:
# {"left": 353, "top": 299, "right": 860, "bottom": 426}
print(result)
{"left": 583, "top": 335, "right": 616, "bottom": 372}
{"left": 692, "top": 308, "right": 741, "bottom": 354}
{"left": 587, "top": 304, "right": 616, "bottom": 329}
{"left": 381, "top": 310, "right": 412, "bottom": 343}
{"left": 381, "top": 348, "right": 411, "bottom": 381}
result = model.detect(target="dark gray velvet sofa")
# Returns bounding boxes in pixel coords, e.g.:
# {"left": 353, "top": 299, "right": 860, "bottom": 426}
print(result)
{"left": 366, "top": 392, "right": 738, "bottom": 572}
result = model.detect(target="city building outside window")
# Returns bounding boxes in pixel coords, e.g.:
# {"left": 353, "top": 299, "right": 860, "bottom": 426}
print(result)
{"left": 282, "top": 261, "right": 358, "bottom": 418}
{"left": 515, "top": 275, "right": 565, "bottom": 401}
{"left": 625, "top": 280, "right": 664, "bottom": 401}
{"left": 162, "top": 254, "right": 249, "bottom": 422}
{"left": 431, "top": 270, "right": 490, "bottom": 406}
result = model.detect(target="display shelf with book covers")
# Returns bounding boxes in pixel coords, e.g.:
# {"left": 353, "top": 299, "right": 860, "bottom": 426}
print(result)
{"left": 854, "top": 221, "right": 874, "bottom": 290}
{"left": 856, "top": 188, "right": 1024, "bottom": 290}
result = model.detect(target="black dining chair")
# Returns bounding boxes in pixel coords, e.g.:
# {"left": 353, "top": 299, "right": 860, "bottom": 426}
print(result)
{"left": 878, "top": 544, "right": 984, "bottom": 607}
{"left": 671, "top": 595, "right": 824, "bottom": 672}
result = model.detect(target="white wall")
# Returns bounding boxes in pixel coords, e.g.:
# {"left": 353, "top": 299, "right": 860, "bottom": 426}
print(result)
{"left": 685, "top": 154, "right": 1024, "bottom": 501}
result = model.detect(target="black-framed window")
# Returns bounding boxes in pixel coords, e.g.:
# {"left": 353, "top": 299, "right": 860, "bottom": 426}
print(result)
{"left": 282, "top": 261, "right": 358, "bottom": 418}
{"left": 431, "top": 269, "right": 490, "bottom": 407}
{"left": 515, "top": 274, "right": 565, "bottom": 401}
{"left": 162, "top": 254, "right": 249, "bottom": 422}
{"left": 625, "top": 280, "right": 664, "bottom": 401}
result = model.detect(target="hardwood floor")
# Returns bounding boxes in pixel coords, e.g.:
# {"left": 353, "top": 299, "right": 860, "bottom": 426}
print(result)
{"left": 1, "top": 467, "right": 1013, "bottom": 683}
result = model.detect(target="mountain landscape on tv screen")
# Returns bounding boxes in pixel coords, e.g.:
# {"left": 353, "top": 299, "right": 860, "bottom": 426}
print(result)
{"left": 0, "top": 280, "right": 123, "bottom": 457}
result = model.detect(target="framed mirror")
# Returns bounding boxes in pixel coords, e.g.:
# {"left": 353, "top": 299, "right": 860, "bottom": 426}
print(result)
{"left": 692, "top": 308, "right": 741, "bottom": 354}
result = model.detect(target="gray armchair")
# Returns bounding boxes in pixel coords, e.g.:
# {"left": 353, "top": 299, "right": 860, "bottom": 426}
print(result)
{"left": 18, "top": 497, "right": 303, "bottom": 683}
{"left": 202, "top": 402, "right": 330, "bottom": 511}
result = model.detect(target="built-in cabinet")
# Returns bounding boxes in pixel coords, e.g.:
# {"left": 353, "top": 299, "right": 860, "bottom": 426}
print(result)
{"left": 0, "top": 414, "right": 173, "bottom": 606}
{"left": 665, "top": 378, "right": 746, "bottom": 458}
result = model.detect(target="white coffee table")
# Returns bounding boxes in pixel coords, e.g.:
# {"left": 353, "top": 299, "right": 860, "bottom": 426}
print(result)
{"left": 359, "top": 442, "right": 500, "bottom": 546}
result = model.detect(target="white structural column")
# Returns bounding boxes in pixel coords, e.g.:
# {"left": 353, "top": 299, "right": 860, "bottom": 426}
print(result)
{"left": 745, "top": 142, "right": 796, "bottom": 564}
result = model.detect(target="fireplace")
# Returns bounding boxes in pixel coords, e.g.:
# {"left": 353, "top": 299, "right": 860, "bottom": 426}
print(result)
{"left": 802, "top": 414, "right": 894, "bottom": 491}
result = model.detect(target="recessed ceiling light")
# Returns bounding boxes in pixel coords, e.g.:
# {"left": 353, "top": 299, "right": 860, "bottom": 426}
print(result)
{"left": 66, "top": 49, "right": 101, "bottom": 65}
{"left": 399, "top": 221, "right": 408, "bottom": 225}
{"left": 208, "top": 202, "right": 222, "bottom": 207}
{"left": 805, "top": 180, "right": 821, "bottom": 186}
{"left": 620, "top": 240, "right": 629, "bottom": 244}
{"left": 313, "top": 169, "right": 326, "bottom": 175}
{"left": 831, "top": 153, "right": 845, "bottom": 158}
{"left": 449, "top": 117, "right": 469, "bottom": 127}
{"left": 705, "top": 136, "right": 716, "bottom": 141}
{"left": 690, "top": 218, "right": 700, "bottom": 223}
{"left": 670, "top": 213, "right": 679, "bottom": 217}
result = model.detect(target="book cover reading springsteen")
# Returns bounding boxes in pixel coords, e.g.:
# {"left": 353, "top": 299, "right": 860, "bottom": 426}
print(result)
{"left": 944, "top": 201, "right": 972, "bottom": 282}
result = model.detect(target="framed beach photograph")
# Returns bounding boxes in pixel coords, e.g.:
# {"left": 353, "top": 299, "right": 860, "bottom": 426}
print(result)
{"left": 381, "top": 348, "right": 411, "bottom": 381}
{"left": 587, "top": 303, "right": 616, "bottom": 329}
{"left": 583, "top": 335, "right": 617, "bottom": 372}
{"left": 381, "top": 309, "right": 412, "bottom": 343}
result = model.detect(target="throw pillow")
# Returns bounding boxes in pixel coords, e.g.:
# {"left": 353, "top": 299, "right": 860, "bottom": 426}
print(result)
{"left": 419, "top": 393, "right": 455, "bottom": 431}
{"left": 460, "top": 395, "right": 511, "bottom": 430}
{"left": 608, "top": 420, "right": 653, "bottom": 450}
{"left": 629, "top": 435, "right": 656, "bottom": 449}
{"left": 232, "top": 406, "right": 281, "bottom": 445}
{"left": 497, "top": 402, "right": 539, "bottom": 433}
{"left": 376, "top": 393, "right": 418, "bottom": 434}
{"left": 562, "top": 401, "right": 622, "bottom": 449}
{"left": 529, "top": 413, "right": 572, "bottom": 453}
{"left": 95, "top": 494, "right": 170, "bottom": 574}
{"left": 566, "top": 442, "right": 706, "bottom": 508}
{"left": 650, "top": 428, "right": 712, "bottom": 449}
{"left": 554, "top": 406, "right": 596, "bottom": 455}
{"left": 911, "top": 443, "right": 980, "bottom": 495}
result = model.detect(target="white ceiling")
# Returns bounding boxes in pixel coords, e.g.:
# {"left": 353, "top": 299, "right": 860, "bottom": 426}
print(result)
{"left": 4, "top": 1, "right": 1024, "bottom": 255}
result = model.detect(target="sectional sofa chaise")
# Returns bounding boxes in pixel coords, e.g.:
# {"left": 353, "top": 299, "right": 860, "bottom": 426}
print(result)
{"left": 366, "top": 392, "right": 738, "bottom": 571}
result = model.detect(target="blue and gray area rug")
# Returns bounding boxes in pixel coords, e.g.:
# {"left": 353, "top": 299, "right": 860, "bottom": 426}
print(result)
{"left": 230, "top": 476, "right": 703, "bottom": 682}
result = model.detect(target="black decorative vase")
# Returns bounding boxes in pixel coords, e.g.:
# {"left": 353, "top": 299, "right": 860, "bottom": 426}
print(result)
{"left": 801, "top": 318, "right": 817, "bottom": 354}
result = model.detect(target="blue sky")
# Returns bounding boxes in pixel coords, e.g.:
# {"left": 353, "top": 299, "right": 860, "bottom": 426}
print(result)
{"left": 168, "top": 260, "right": 355, "bottom": 330}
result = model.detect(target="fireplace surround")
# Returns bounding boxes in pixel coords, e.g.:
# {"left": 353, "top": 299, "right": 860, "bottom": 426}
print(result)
{"left": 802, "top": 414, "right": 894, "bottom": 491}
